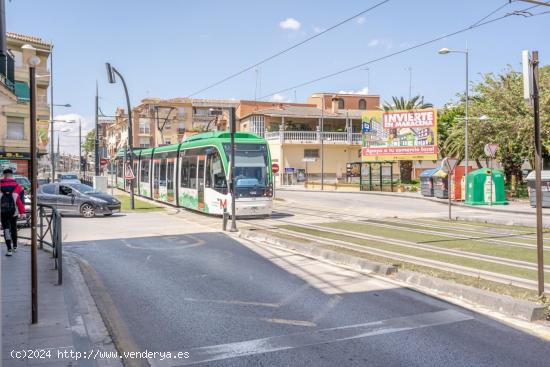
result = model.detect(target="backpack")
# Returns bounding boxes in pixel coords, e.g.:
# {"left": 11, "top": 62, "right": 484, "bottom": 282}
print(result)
{"left": 1, "top": 188, "right": 16, "bottom": 216}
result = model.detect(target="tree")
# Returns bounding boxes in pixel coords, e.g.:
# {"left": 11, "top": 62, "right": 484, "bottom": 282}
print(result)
{"left": 82, "top": 130, "right": 95, "bottom": 155}
{"left": 443, "top": 65, "right": 550, "bottom": 181}
{"left": 382, "top": 95, "right": 433, "bottom": 183}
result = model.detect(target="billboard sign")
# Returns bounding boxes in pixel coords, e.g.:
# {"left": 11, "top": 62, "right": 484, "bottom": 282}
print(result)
{"left": 361, "top": 108, "right": 438, "bottom": 161}
{"left": 37, "top": 120, "right": 50, "bottom": 151}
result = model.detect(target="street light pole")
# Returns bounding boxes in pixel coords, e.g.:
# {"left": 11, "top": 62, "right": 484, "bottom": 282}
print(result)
{"left": 95, "top": 82, "right": 100, "bottom": 175}
{"left": 439, "top": 47, "right": 469, "bottom": 197}
{"left": 49, "top": 44, "right": 54, "bottom": 182}
{"left": 28, "top": 53, "right": 40, "bottom": 324}
{"left": 320, "top": 96, "right": 324, "bottom": 190}
{"left": 106, "top": 63, "right": 134, "bottom": 209}
{"left": 78, "top": 118, "right": 82, "bottom": 177}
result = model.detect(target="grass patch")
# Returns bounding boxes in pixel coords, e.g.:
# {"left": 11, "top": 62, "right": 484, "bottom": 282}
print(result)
{"left": 116, "top": 195, "right": 164, "bottom": 212}
{"left": 281, "top": 225, "right": 550, "bottom": 282}
{"left": 257, "top": 229, "right": 312, "bottom": 243}
{"left": 320, "top": 222, "right": 550, "bottom": 265}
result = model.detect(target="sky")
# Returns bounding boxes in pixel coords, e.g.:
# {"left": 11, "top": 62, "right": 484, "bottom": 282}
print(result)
{"left": 6, "top": 0, "right": 550, "bottom": 154}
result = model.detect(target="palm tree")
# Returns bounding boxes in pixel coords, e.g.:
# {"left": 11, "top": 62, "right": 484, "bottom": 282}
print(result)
{"left": 382, "top": 96, "right": 433, "bottom": 184}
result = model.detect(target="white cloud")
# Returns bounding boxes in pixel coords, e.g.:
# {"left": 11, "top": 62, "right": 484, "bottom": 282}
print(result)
{"left": 368, "top": 38, "right": 393, "bottom": 49}
{"left": 279, "top": 17, "right": 301, "bottom": 31}
{"left": 368, "top": 39, "right": 380, "bottom": 47}
{"left": 356, "top": 16, "right": 366, "bottom": 24}
{"left": 338, "top": 87, "right": 369, "bottom": 95}
{"left": 271, "top": 94, "right": 289, "bottom": 102}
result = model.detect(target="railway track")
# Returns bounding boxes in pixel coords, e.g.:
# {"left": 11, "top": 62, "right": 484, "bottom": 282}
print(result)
{"left": 238, "top": 205, "right": 550, "bottom": 291}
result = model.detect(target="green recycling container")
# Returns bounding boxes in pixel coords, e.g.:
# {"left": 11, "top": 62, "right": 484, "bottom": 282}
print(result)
{"left": 465, "top": 168, "right": 507, "bottom": 205}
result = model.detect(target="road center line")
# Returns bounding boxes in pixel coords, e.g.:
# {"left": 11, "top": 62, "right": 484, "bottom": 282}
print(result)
{"left": 149, "top": 309, "right": 472, "bottom": 367}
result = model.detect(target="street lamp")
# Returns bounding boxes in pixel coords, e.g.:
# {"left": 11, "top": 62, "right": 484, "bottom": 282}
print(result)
{"left": 439, "top": 46, "right": 469, "bottom": 196}
{"left": 26, "top": 46, "right": 40, "bottom": 324}
{"left": 106, "top": 62, "right": 135, "bottom": 209}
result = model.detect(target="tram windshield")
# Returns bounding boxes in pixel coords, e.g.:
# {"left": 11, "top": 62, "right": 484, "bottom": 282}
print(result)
{"left": 223, "top": 143, "right": 269, "bottom": 192}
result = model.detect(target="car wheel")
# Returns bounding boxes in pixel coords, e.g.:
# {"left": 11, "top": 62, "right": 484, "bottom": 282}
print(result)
{"left": 80, "top": 203, "right": 95, "bottom": 218}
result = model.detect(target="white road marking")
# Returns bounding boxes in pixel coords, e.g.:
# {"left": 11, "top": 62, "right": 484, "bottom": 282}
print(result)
{"left": 148, "top": 309, "right": 472, "bottom": 366}
{"left": 183, "top": 297, "right": 279, "bottom": 308}
{"left": 258, "top": 318, "right": 316, "bottom": 327}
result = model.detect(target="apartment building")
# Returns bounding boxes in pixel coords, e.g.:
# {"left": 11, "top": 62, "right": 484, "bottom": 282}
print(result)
{"left": 0, "top": 32, "right": 51, "bottom": 177}
{"left": 239, "top": 92, "right": 381, "bottom": 183}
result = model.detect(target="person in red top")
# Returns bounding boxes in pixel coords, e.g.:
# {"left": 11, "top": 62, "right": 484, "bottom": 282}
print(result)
{"left": 0, "top": 168, "right": 26, "bottom": 256}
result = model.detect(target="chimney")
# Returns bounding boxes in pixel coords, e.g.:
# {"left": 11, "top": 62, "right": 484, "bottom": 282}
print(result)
{"left": 331, "top": 96, "right": 339, "bottom": 113}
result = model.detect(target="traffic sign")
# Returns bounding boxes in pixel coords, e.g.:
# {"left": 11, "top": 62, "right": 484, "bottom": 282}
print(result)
{"left": 100, "top": 158, "right": 108, "bottom": 167}
{"left": 272, "top": 163, "right": 280, "bottom": 174}
{"left": 442, "top": 157, "right": 458, "bottom": 173}
{"left": 484, "top": 144, "right": 499, "bottom": 158}
{"left": 124, "top": 163, "right": 135, "bottom": 180}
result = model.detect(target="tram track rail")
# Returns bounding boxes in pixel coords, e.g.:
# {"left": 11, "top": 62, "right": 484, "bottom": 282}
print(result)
{"left": 238, "top": 205, "right": 550, "bottom": 291}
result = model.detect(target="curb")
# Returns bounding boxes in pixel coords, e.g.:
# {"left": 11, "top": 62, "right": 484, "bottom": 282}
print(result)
{"left": 240, "top": 230, "right": 397, "bottom": 276}
{"left": 241, "top": 230, "right": 547, "bottom": 322}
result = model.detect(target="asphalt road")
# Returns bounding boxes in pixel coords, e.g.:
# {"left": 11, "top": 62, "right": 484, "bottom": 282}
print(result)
{"left": 65, "top": 212, "right": 550, "bottom": 367}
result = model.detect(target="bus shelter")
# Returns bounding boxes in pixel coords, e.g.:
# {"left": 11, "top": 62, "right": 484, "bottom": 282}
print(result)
{"left": 354, "top": 161, "right": 396, "bottom": 192}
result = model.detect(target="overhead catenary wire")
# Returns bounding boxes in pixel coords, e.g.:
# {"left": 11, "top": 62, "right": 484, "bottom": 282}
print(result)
{"left": 259, "top": 4, "right": 549, "bottom": 100}
{"left": 186, "top": 0, "right": 391, "bottom": 97}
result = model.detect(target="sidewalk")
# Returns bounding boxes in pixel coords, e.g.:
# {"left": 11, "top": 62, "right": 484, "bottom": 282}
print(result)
{"left": 277, "top": 185, "right": 550, "bottom": 216}
{"left": 2, "top": 244, "right": 121, "bottom": 367}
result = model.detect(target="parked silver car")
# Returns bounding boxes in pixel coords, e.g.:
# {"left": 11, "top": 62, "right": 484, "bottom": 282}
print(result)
{"left": 37, "top": 183, "right": 121, "bottom": 218}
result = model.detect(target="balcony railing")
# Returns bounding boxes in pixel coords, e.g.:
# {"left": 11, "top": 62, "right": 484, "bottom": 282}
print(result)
{"left": 0, "top": 53, "right": 15, "bottom": 94}
{"left": 264, "top": 131, "right": 362, "bottom": 145}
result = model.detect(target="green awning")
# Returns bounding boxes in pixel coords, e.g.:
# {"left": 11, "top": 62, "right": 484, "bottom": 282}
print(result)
{"left": 15, "top": 81, "right": 29, "bottom": 102}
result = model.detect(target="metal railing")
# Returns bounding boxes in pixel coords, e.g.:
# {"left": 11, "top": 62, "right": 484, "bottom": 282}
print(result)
{"left": 264, "top": 131, "right": 362, "bottom": 144}
{"left": 0, "top": 53, "right": 15, "bottom": 93}
{"left": 17, "top": 204, "right": 63, "bottom": 285}
{"left": 38, "top": 204, "right": 63, "bottom": 285}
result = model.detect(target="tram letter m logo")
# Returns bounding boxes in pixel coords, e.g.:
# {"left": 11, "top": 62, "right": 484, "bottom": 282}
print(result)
{"left": 219, "top": 199, "right": 227, "bottom": 209}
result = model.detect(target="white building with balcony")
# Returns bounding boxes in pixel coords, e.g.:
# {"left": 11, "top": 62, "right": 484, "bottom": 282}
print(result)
{"left": 239, "top": 104, "right": 370, "bottom": 184}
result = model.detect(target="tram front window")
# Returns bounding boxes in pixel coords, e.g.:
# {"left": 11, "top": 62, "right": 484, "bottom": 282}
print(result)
{"left": 223, "top": 144, "right": 270, "bottom": 197}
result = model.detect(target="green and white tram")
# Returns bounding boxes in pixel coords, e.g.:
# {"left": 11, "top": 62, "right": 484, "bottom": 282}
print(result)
{"left": 115, "top": 131, "right": 273, "bottom": 217}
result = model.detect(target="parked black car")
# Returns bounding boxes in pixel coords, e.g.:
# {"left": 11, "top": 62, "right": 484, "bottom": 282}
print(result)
{"left": 37, "top": 183, "right": 121, "bottom": 218}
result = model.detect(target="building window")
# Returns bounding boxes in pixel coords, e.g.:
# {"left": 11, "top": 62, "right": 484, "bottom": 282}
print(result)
{"left": 358, "top": 99, "right": 366, "bottom": 110}
{"left": 338, "top": 98, "right": 345, "bottom": 109}
{"left": 304, "top": 149, "right": 319, "bottom": 158}
{"left": 139, "top": 119, "right": 150, "bottom": 134}
{"left": 7, "top": 118, "right": 24, "bottom": 140}
{"left": 139, "top": 137, "right": 150, "bottom": 148}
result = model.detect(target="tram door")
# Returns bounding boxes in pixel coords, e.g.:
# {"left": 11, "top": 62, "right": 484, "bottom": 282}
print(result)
{"left": 197, "top": 155, "right": 205, "bottom": 210}
{"left": 133, "top": 161, "right": 139, "bottom": 195}
{"left": 166, "top": 158, "right": 175, "bottom": 204}
{"left": 159, "top": 158, "right": 167, "bottom": 201}
{"left": 153, "top": 160, "right": 160, "bottom": 199}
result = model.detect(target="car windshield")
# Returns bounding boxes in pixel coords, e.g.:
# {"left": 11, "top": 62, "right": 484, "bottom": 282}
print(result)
{"left": 61, "top": 174, "right": 78, "bottom": 180}
{"left": 69, "top": 183, "right": 96, "bottom": 194}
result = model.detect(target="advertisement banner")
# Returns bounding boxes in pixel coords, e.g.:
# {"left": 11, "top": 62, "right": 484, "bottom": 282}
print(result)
{"left": 361, "top": 108, "right": 438, "bottom": 161}
{"left": 37, "top": 120, "right": 50, "bottom": 151}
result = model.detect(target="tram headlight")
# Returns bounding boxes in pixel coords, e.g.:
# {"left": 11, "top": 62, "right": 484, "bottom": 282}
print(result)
{"left": 266, "top": 183, "right": 273, "bottom": 197}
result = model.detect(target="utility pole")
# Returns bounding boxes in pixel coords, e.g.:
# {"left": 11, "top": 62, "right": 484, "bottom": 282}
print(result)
{"left": 229, "top": 107, "right": 237, "bottom": 232}
{"left": 320, "top": 96, "right": 324, "bottom": 190}
{"left": 532, "top": 51, "right": 544, "bottom": 298}
{"left": 78, "top": 119, "right": 82, "bottom": 176}
{"left": 95, "top": 82, "right": 100, "bottom": 175}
